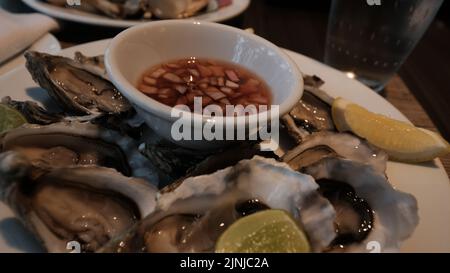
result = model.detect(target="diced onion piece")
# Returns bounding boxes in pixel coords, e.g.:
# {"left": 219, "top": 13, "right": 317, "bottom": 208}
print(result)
{"left": 163, "top": 73, "right": 183, "bottom": 83}
{"left": 209, "top": 66, "right": 225, "bottom": 77}
{"left": 197, "top": 65, "right": 213, "bottom": 77}
{"left": 230, "top": 92, "right": 244, "bottom": 99}
{"left": 166, "top": 63, "right": 181, "bottom": 69}
{"left": 193, "top": 89, "right": 204, "bottom": 96}
{"left": 174, "top": 85, "right": 187, "bottom": 94}
{"left": 151, "top": 68, "right": 166, "bottom": 78}
{"left": 202, "top": 96, "right": 213, "bottom": 106}
{"left": 205, "top": 87, "right": 227, "bottom": 100}
{"left": 210, "top": 77, "right": 218, "bottom": 86}
{"left": 198, "top": 77, "right": 209, "bottom": 84}
{"left": 220, "top": 98, "right": 231, "bottom": 105}
{"left": 139, "top": 85, "right": 158, "bottom": 95}
{"left": 225, "top": 70, "right": 240, "bottom": 82}
{"left": 188, "top": 69, "right": 200, "bottom": 77}
{"left": 174, "top": 69, "right": 186, "bottom": 75}
{"left": 220, "top": 87, "right": 233, "bottom": 95}
{"left": 158, "top": 88, "right": 176, "bottom": 99}
{"left": 226, "top": 80, "right": 239, "bottom": 89}
{"left": 143, "top": 76, "right": 157, "bottom": 85}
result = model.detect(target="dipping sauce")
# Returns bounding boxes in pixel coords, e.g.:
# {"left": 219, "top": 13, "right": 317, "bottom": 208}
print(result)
{"left": 137, "top": 58, "right": 272, "bottom": 114}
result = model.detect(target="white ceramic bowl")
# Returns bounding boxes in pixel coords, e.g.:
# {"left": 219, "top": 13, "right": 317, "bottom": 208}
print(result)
{"left": 105, "top": 20, "right": 303, "bottom": 149}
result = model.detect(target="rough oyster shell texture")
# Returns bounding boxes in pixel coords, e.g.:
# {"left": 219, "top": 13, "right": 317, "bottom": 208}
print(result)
{"left": 0, "top": 121, "right": 158, "bottom": 184}
{"left": 100, "top": 156, "right": 337, "bottom": 253}
{"left": 25, "top": 51, "right": 131, "bottom": 117}
{"left": 0, "top": 151, "right": 157, "bottom": 252}
{"left": 283, "top": 132, "right": 419, "bottom": 252}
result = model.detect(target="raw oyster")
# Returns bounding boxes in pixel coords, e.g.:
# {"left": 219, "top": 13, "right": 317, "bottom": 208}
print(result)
{"left": 141, "top": 140, "right": 217, "bottom": 184}
{"left": 282, "top": 131, "right": 388, "bottom": 174}
{"left": 73, "top": 52, "right": 108, "bottom": 80}
{"left": 25, "top": 51, "right": 131, "bottom": 117}
{"left": 1, "top": 96, "right": 63, "bottom": 125}
{"left": 141, "top": 140, "right": 273, "bottom": 186}
{"left": 100, "top": 156, "right": 337, "bottom": 253}
{"left": 147, "top": 0, "right": 209, "bottom": 19}
{"left": 0, "top": 121, "right": 158, "bottom": 185}
{"left": 282, "top": 75, "right": 336, "bottom": 143}
{"left": 302, "top": 157, "right": 419, "bottom": 252}
{"left": 283, "top": 136, "right": 418, "bottom": 252}
{"left": 0, "top": 151, "right": 157, "bottom": 252}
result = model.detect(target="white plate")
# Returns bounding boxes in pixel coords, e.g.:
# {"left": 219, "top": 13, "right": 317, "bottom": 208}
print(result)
{"left": 0, "top": 39, "right": 449, "bottom": 253}
{"left": 22, "top": 0, "right": 251, "bottom": 28}
{"left": 0, "top": 33, "right": 60, "bottom": 77}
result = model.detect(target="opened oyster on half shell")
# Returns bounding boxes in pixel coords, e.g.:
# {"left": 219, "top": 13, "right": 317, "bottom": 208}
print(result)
{"left": 25, "top": 51, "right": 131, "bottom": 118}
{"left": 282, "top": 75, "right": 336, "bottom": 143}
{"left": 282, "top": 132, "right": 419, "bottom": 252}
{"left": 0, "top": 121, "right": 158, "bottom": 184}
{"left": 0, "top": 151, "right": 157, "bottom": 252}
{"left": 100, "top": 156, "right": 337, "bottom": 253}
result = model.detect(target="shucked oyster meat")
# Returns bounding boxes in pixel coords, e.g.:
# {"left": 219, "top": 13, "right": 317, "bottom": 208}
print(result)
{"left": 0, "top": 121, "right": 158, "bottom": 184}
{"left": 100, "top": 157, "right": 337, "bottom": 253}
{"left": 0, "top": 151, "right": 157, "bottom": 252}
{"left": 283, "top": 131, "right": 388, "bottom": 174}
{"left": 283, "top": 133, "right": 418, "bottom": 252}
{"left": 25, "top": 51, "right": 131, "bottom": 117}
{"left": 304, "top": 157, "right": 418, "bottom": 252}
{"left": 282, "top": 75, "right": 336, "bottom": 143}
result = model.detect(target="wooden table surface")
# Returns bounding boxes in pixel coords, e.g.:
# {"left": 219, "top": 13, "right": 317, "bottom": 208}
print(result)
{"left": 1, "top": 0, "right": 449, "bottom": 176}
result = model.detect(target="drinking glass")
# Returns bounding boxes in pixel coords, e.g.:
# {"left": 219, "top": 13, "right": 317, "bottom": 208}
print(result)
{"left": 324, "top": 0, "right": 443, "bottom": 92}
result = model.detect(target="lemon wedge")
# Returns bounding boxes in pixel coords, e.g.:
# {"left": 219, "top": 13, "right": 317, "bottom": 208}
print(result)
{"left": 332, "top": 97, "right": 450, "bottom": 163}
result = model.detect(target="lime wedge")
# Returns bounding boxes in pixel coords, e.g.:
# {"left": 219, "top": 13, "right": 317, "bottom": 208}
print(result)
{"left": 215, "top": 209, "right": 311, "bottom": 253}
{"left": 0, "top": 104, "right": 27, "bottom": 134}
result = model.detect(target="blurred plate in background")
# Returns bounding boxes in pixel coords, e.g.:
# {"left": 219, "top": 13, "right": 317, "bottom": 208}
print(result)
{"left": 22, "top": 0, "right": 251, "bottom": 28}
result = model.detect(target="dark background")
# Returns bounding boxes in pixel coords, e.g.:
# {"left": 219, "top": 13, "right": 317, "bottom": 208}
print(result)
{"left": 1, "top": 0, "right": 450, "bottom": 139}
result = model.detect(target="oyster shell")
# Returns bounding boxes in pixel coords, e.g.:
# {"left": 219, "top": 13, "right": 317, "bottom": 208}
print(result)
{"left": 302, "top": 157, "right": 419, "bottom": 252}
{"left": 283, "top": 134, "right": 418, "bottom": 252}
{"left": 147, "top": 0, "right": 209, "bottom": 19}
{"left": 282, "top": 131, "right": 388, "bottom": 174}
{"left": 0, "top": 121, "right": 158, "bottom": 185}
{"left": 1, "top": 96, "right": 63, "bottom": 125}
{"left": 100, "top": 156, "right": 337, "bottom": 253}
{"left": 73, "top": 52, "right": 107, "bottom": 80}
{"left": 141, "top": 140, "right": 273, "bottom": 187}
{"left": 25, "top": 51, "right": 131, "bottom": 117}
{"left": 0, "top": 151, "right": 157, "bottom": 252}
{"left": 282, "top": 75, "right": 336, "bottom": 143}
